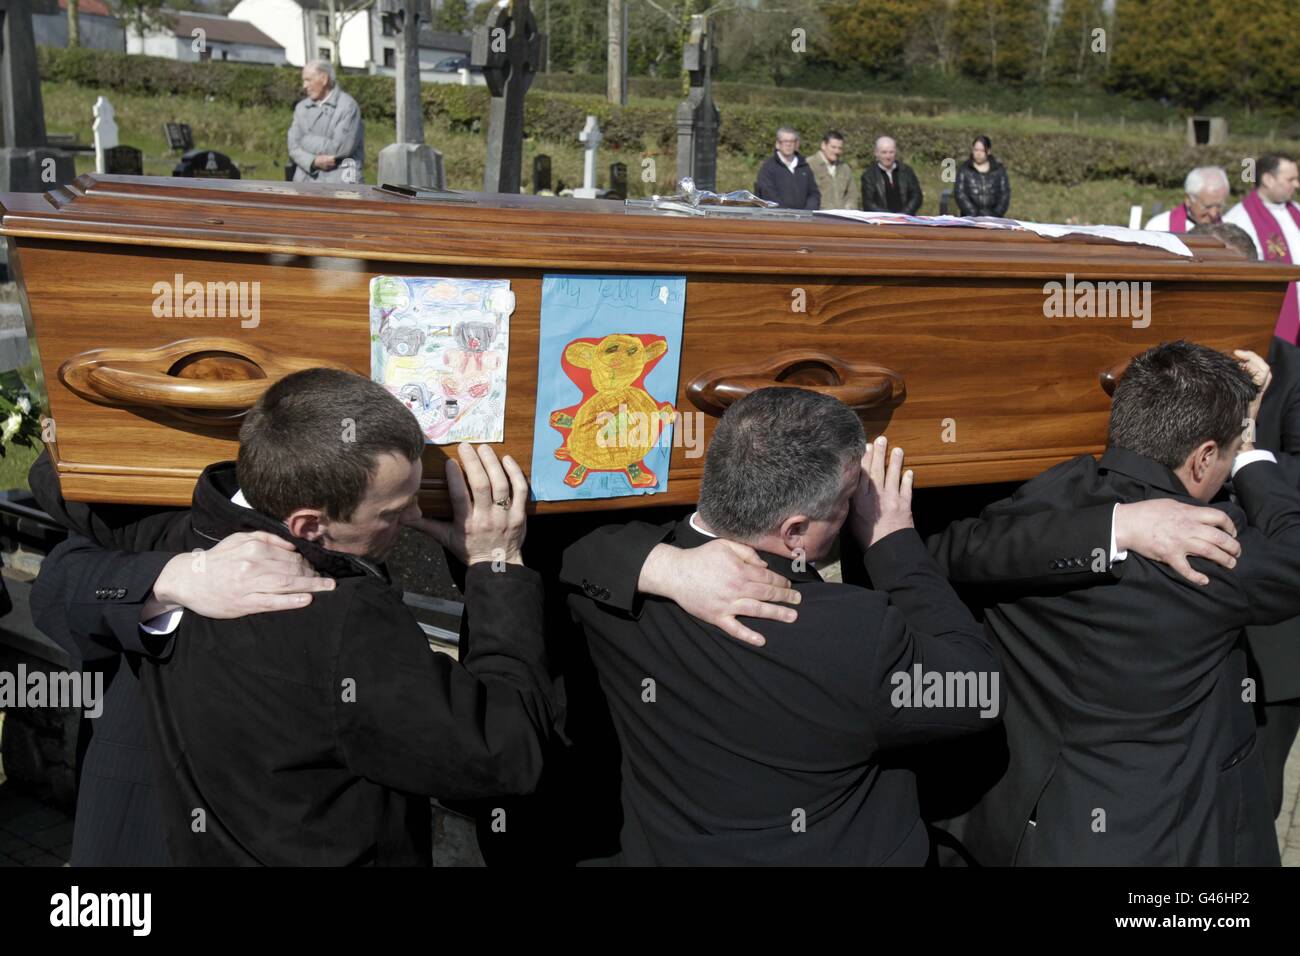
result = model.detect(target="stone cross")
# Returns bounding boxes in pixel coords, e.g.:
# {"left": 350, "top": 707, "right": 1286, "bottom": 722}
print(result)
{"left": 0, "top": 0, "right": 74, "bottom": 190}
{"left": 472, "top": 0, "right": 546, "bottom": 193}
{"left": 573, "top": 115, "right": 601, "bottom": 199}
{"left": 93, "top": 96, "right": 118, "bottom": 174}
{"left": 675, "top": 14, "right": 720, "bottom": 192}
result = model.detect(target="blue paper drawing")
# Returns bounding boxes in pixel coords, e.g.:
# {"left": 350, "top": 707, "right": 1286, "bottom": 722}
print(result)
{"left": 531, "top": 274, "right": 687, "bottom": 501}
{"left": 369, "top": 276, "right": 514, "bottom": 444}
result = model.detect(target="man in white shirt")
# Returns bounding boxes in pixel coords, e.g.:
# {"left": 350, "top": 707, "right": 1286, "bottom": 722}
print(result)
{"left": 1145, "top": 166, "right": 1229, "bottom": 232}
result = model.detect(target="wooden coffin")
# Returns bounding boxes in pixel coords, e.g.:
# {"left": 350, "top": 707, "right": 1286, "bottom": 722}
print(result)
{"left": 3, "top": 174, "right": 1297, "bottom": 514}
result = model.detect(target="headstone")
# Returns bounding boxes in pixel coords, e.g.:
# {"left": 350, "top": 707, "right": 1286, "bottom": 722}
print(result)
{"left": 379, "top": 142, "right": 445, "bottom": 190}
{"left": 103, "top": 145, "right": 143, "bottom": 176}
{"left": 472, "top": 0, "right": 546, "bottom": 193}
{"left": 1128, "top": 205, "right": 1144, "bottom": 230}
{"left": 674, "top": 14, "right": 720, "bottom": 192}
{"left": 573, "top": 115, "right": 601, "bottom": 199}
{"left": 532, "top": 154, "right": 551, "bottom": 193}
{"left": 607, "top": 161, "right": 627, "bottom": 200}
{"left": 173, "top": 149, "right": 241, "bottom": 179}
{"left": 376, "top": 0, "right": 442, "bottom": 189}
{"left": 92, "top": 96, "right": 118, "bottom": 174}
{"left": 0, "top": 0, "right": 75, "bottom": 192}
{"left": 163, "top": 122, "right": 194, "bottom": 152}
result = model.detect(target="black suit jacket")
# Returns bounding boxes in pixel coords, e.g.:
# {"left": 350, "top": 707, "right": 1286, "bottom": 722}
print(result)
{"left": 562, "top": 518, "right": 997, "bottom": 865}
{"left": 753, "top": 152, "right": 821, "bottom": 210}
{"left": 28, "top": 452, "right": 555, "bottom": 865}
{"left": 939, "top": 448, "right": 1300, "bottom": 866}
{"left": 1245, "top": 336, "right": 1300, "bottom": 703}
{"left": 861, "top": 161, "right": 923, "bottom": 215}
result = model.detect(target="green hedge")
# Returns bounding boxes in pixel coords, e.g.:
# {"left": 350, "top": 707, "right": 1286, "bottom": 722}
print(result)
{"left": 37, "top": 46, "right": 1283, "bottom": 190}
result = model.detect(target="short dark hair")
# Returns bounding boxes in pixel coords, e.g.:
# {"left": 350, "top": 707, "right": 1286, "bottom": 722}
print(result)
{"left": 1108, "top": 341, "right": 1256, "bottom": 471}
{"left": 698, "top": 387, "right": 866, "bottom": 540}
{"left": 822, "top": 129, "right": 845, "bottom": 144}
{"left": 1258, "top": 153, "right": 1296, "bottom": 183}
{"left": 1190, "top": 222, "right": 1258, "bottom": 260}
{"left": 238, "top": 368, "right": 424, "bottom": 521}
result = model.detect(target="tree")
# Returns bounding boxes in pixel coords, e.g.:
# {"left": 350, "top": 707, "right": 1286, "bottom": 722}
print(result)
{"left": 432, "top": 0, "right": 471, "bottom": 33}
{"left": 67, "top": 0, "right": 80, "bottom": 47}
{"left": 907, "top": 0, "right": 958, "bottom": 75}
{"left": 822, "top": 0, "right": 921, "bottom": 78}
{"left": 1047, "top": 0, "right": 1108, "bottom": 84}
{"left": 112, "top": 0, "right": 174, "bottom": 38}
{"left": 321, "top": 0, "right": 376, "bottom": 67}
{"left": 951, "top": 0, "right": 1048, "bottom": 82}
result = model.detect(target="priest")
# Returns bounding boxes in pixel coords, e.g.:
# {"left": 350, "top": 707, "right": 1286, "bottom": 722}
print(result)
{"left": 1224, "top": 153, "right": 1300, "bottom": 343}
{"left": 1144, "top": 166, "right": 1229, "bottom": 232}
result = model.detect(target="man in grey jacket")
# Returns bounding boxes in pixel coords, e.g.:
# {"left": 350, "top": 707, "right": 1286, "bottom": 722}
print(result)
{"left": 288, "top": 60, "right": 365, "bottom": 183}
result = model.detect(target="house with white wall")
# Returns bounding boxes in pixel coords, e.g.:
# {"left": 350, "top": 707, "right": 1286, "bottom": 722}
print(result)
{"left": 227, "top": 0, "right": 479, "bottom": 82}
{"left": 34, "top": 0, "right": 126, "bottom": 52}
{"left": 127, "top": 10, "right": 287, "bottom": 65}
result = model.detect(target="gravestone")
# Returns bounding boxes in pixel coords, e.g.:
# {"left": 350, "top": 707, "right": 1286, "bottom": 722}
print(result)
{"left": 607, "top": 161, "right": 627, "bottom": 200}
{"left": 163, "top": 122, "right": 194, "bottom": 152}
{"left": 532, "top": 153, "right": 551, "bottom": 193}
{"left": 377, "top": 0, "right": 444, "bottom": 189}
{"left": 103, "top": 145, "right": 143, "bottom": 175}
{"left": 573, "top": 115, "right": 601, "bottom": 199}
{"left": 173, "top": 149, "right": 241, "bottom": 179}
{"left": 0, "top": 0, "right": 75, "bottom": 192}
{"left": 472, "top": 0, "right": 546, "bottom": 193}
{"left": 92, "top": 96, "right": 118, "bottom": 174}
{"left": 674, "top": 14, "right": 720, "bottom": 192}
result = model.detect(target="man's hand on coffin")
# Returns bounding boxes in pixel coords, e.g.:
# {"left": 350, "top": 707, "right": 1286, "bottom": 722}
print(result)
{"left": 850, "top": 435, "right": 915, "bottom": 549}
{"left": 404, "top": 443, "right": 528, "bottom": 567}
{"left": 1113, "top": 500, "right": 1240, "bottom": 587}
{"left": 314, "top": 154, "right": 337, "bottom": 171}
{"left": 145, "top": 531, "right": 334, "bottom": 620}
{"left": 1235, "top": 349, "right": 1272, "bottom": 450}
{"left": 638, "top": 540, "right": 800, "bottom": 648}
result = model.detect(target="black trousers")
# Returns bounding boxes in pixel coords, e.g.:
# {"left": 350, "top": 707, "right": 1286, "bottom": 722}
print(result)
{"left": 1259, "top": 697, "right": 1300, "bottom": 819}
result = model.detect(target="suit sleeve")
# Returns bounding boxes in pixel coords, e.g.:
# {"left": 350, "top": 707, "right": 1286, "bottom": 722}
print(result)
{"left": 954, "top": 168, "right": 975, "bottom": 216}
{"left": 28, "top": 449, "right": 191, "bottom": 552}
{"left": 30, "top": 535, "right": 177, "bottom": 662}
{"left": 1229, "top": 460, "right": 1300, "bottom": 624}
{"left": 805, "top": 171, "right": 821, "bottom": 210}
{"left": 328, "top": 96, "right": 362, "bottom": 160}
{"left": 904, "top": 167, "right": 923, "bottom": 215}
{"left": 994, "top": 166, "right": 1011, "bottom": 217}
{"left": 559, "top": 520, "right": 675, "bottom": 614}
{"left": 335, "top": 564, "right": 556, "bottom": 800}
{"left": 862, "top": 529, "right": 1002, "bottom": 749}
{"left": 926, "top": 503, "right": 1115, "bottom": 585}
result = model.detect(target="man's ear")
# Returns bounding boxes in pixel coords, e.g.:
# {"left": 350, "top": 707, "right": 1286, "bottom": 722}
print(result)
{"left": 285, "top": 508, "right": 327, "bottom": 542}
{"left": 1190, "top": 440, "right": 1219, "bottom": 482}
{"left": 779, "top": 514, "right": 811, "bottom": 553}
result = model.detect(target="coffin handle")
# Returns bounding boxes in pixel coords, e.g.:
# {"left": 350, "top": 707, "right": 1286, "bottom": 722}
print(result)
{"left": 688, "top": 352, "right": 906, "bottom": 417}
{"left": 60, "top": 339, "right": 354, "bottom": 415}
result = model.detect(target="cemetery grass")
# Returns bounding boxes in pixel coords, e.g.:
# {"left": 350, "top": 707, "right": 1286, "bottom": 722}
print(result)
{"left": 43, "top": 80, "right": 1184, "bottom": 226}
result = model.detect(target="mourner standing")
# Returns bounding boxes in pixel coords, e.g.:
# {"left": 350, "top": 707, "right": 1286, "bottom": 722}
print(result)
{"left": 861, "top": 136, "right": 923, "bottom": 215}
{"left": 753, "top": 127, "right": 821, "bottom": 210}
{"left": 1145, "top": 166, "right": 1230, "bottom": 232}
{"left": 807, "top": 130, "right": 859, "bottom": 210}
{"left": 288, "top": 60, "right": 366, "bottom": 184}
{"left": 1224, "top": 154, "right": 1300, "bottom": 343}
{"left": 954, "top": 135, "right": 1011, "bottom": 218}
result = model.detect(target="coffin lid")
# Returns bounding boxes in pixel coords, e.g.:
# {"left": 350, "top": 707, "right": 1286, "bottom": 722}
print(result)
{"left": 3, "top": 174, "right": 1298, "bottom": 283}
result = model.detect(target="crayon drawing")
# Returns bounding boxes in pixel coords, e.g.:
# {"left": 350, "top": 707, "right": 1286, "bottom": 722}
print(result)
{"left": 369, "top": 276, "right": 514, "bottom": 444}
{"left": 531, "top": 275, "right": 686, "bottom": 501}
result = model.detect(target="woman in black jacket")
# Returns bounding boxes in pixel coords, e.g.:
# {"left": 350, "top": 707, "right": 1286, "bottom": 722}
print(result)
{"left": 955, "top": 136, "right": 1011, "bottom": 218}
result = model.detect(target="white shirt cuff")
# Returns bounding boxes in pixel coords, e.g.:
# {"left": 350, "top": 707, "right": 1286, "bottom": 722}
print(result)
{"left": 1109, "top": 503, "right": 1128, "bottom": 564}
{"left": 140, "top": 608, "right": 184, "bottom": 635}
{"left": 1232, "top": 449, "right": 1276, "bottom": 477}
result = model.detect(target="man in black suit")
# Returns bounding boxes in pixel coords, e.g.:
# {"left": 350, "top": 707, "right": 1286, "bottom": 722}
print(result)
{"left": 562, "top": 386, "right": 1002, "bottom": 864}
{"left": 937, "top": 341, "right": 1300, "bottom": 865}
{"left": 30, "top": 369, "right": 555, "bottom": 865}
{"left": 753, "top": 127, "right": 821, "bottom": 210}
